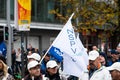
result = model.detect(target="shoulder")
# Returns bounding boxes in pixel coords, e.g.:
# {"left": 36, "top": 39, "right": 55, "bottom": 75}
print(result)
{"left": 42, "top": 74, "right": 49, "bottom": 80}
{"left": 5, "top": 73, "right": 15, "bottom": 80}
{"left": 23, "top": 74, "right": 30, "bottom": 80}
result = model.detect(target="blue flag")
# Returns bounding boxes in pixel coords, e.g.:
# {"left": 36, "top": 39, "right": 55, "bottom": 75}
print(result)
{"left": 49, "top": 46, "right": 63, "bottom": 62}
{"left": 0, "top": 41, "right": 7, "bottom": 57}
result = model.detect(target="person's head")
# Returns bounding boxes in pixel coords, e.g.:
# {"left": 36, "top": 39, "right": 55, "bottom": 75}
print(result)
{"left": 27, "top": 51, "right": 32, "bottom": 56}
{"left": 35, "top": 48, "right": 39, "bottom": 52}
{"left": 17, "top": 48, "right": 21, "bottom": 52}
{"left": 42, "top": 50, "right": 51, "bottom": 62}
{"left": 12, "top": 49, "right": 16, "bottom": 54}
{"left": 27, "top": 60, "right": 41, "bottom": 77}
{"left": 0, "top": 55, "right": 6, "bottom": 64}
{"left": 27, "top": 53, "right": 41, "bottom": 62}
{"left": 92, "top": 46, "right": 98, "bottom": 51}
{"left": 46, "top": 60, "right": 58, "bottom": 75}
{"left": 89, "top": 50, "right": 101, "bottom": 69}
{"left": 0, "top": 60, "right": 7, "bottom": 76}
{"left": 107, "top": 62, "right": 120, "bottom": 80}
{"left": 99, "top": 52, "right": 107, "bottom": 66}
{"left": 110, "top": 50, "right": 119, "bottom": 62}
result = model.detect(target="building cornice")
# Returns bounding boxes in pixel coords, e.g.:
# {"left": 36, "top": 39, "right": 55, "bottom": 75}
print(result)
{"left": 0, "top": 19, "right": 63, "bottom": 30}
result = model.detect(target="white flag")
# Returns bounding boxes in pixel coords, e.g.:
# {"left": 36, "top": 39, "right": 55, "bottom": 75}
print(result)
{"left": 76, "top": 33, "right": 89, "bottom": 66}
{"left": 49, "top": 13, "right": 88, "bottom": 77}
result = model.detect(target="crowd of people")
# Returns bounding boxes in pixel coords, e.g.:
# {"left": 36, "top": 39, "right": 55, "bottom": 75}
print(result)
{"left": 0, "top": 43, "right": 120, "bottom": 80}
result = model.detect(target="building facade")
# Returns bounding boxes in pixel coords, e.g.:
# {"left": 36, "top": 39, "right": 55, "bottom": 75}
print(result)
{"left": 0, "top": 0, "right": 66, "bottom": 52}
{"left": 0, "top": 0, "right": 118, "bottom": 53}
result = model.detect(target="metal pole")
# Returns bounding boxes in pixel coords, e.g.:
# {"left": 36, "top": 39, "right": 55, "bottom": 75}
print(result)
{"left": 7, "top": 0, "right": 12, "bottom": 67}
{"left": 21, "top": 31, "right": 25, "bottom": 78}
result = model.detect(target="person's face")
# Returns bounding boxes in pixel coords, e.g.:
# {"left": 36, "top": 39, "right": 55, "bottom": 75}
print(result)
{"left": 110, "top": 70, "right": 120, "bottom": 80}
{"left": 47, "top": 66, "right": 58, "bottom": 75}
{"left": 29, "top": 65, "right": 40, "bottom": 77}
{"left": 0, "top": 62, "right": 3, "bottom": 70}
{"left": 28, "top": 51, "right": 32, "bottom": 56}
{"left": 111, "top": 54, "right": 119, "bottom": 61}
{"left": 89, "top": 57, "right": 100, "bottom": 69}
{"left": 99, "top": 56, "right": 106, "bottom": 65}
{"left": 44, "top": 55, "right": 50, "bottom": 62}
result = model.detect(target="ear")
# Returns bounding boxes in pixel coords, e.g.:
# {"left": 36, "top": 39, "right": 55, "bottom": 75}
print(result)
{"left": 28, "top": 69, "right": 31, "bottom": 73}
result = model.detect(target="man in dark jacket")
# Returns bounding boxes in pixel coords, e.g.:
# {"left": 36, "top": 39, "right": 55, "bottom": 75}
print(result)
{"left": 23, "top": 60, "right": 43, "bottom": 80}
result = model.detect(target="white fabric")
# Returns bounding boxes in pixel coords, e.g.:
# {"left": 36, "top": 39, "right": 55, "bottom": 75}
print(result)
{"left": 76, "top": 33, "right": 89, "bottom": 65}
{"left": 90, "top": 66, "right": 112, "bottom": 80}
{"left": 48, "top": 13, "right": 88, "bottom": 77}
{"left": 79, "top": 71, "right": 89, "bottom": 80}
{"left": 16, "top": 53, "right": 21, "bottom": 62}
{"left": 2, "top": 73, "right": 9, "bottom": 80}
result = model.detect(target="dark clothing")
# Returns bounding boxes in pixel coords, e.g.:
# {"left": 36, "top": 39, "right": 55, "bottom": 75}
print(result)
{"left": 24, "top": 74, "right": 42, "bottom": 80}
{"left": 89, "top": 68, "right": 97, "bottom": 78}
{"left": 107, "top": 59, "right": 120, "bottom": 66}
{"left": 45, "top": 71, "right": 61, "bottom": 80}
{"left": 11, "top": 53, "right": 16, "bottom": 74}
{"left": 27, "top": 48, "right": 35, "bottom": 53}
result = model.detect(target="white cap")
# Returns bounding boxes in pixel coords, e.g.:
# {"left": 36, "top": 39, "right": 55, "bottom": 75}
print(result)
{"left": 27, "top": 60, "right": 40, "bottom": 70}
{"left": 46, "top": 60, "right": 58, "bottom": 68}
{"left": 88, "top": 50, "right": 99, "bottom": 60}
{"left": 27, "top": 53, "right": 41, "bottom": 61}
{"left": 106, "top": 62, "right": 120, "bottom": 71}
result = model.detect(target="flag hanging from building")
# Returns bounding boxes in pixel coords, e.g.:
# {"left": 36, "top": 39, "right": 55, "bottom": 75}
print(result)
{"left": 48, "top": 13, "right": 88, "bottom": 77}
{"left": 15, "top": 0, "right": 31, "bottom": 31}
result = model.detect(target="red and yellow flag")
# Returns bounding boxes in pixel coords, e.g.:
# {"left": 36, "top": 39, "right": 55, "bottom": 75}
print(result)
{"left": 15, "top": 0, "right": 31, "bottom": 31}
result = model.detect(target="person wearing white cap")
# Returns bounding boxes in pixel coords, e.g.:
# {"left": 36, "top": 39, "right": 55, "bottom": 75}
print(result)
{"left": 106, "top": 62, "right": 120, "bottom": 80}
{"left": 27, "top": 53, "right": 41, "bottom": 62}
{"left": 22, "top": 60, "right": 43, "bottom": 80}
{"left": 88, "top": 50, "right": 112, "bottom": 80}
{"left": 43, "top": 60, "right": 67, "bottom": 80}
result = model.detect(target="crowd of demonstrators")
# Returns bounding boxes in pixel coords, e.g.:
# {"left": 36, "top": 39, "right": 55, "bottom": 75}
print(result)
{"left": 0, "top": 42, "right": 120, "bottom": 80}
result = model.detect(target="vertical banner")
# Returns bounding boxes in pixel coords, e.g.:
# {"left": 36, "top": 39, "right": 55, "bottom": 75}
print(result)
{"left": 15, "top": 0, "right": 31, "bottom": 31}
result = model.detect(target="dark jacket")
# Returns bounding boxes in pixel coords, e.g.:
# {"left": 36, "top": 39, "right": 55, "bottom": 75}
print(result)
{"left": 45, "top": 71, "right": 61, "bottom": 80}
{"left": 23, "top": 74, "right": 42, "bottom": 80}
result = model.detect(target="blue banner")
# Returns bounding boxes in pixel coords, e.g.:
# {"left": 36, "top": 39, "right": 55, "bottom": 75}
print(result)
{"left": 49, "top": 46, "right": 63, "bottom": 62}
{"left": 0, "top": 41, "right": 7, "bottom": 57}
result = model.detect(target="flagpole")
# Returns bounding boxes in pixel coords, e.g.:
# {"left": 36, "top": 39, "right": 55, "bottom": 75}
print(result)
{"left": 39, "top": 13, "right": 74, "bottom": 64}
{"left": 39, "top": 44, "right": 52, "bottom": 64}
